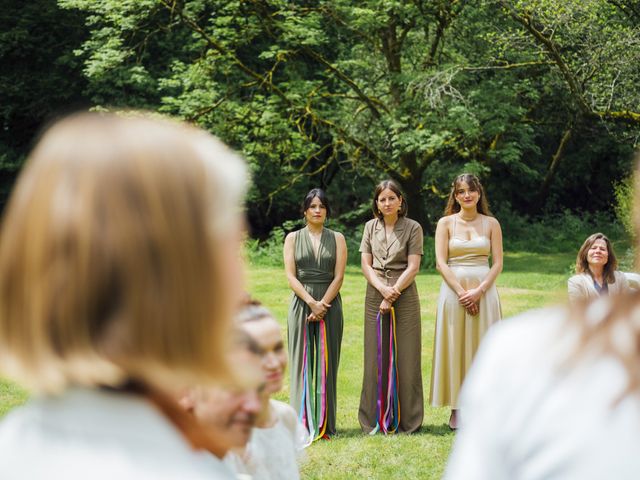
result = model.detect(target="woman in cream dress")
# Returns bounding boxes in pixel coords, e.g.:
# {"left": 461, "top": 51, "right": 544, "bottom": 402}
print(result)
{"left": 430, "top": 173, "right": 503, "bottom": 430}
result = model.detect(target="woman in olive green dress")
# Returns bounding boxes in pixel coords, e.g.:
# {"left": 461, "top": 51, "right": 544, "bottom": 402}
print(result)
{"left": 284, "top": 188, "right": 347, "bottom": 439}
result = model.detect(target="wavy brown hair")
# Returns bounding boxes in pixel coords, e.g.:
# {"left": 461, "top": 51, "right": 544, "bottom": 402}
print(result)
{"left": 444, "top": 173, "right": 492, "bottom": 216}
{"left": 575, "top": 233, "right": 618, "bottom": 284}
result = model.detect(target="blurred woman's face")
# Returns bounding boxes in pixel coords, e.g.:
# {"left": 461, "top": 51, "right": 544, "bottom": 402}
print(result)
{"left": 241, "top": 318, "right": 287, "bottom": 394}
{"left": 587, "top": 239, "right": 609, "bottom": 268}
{"left": 187, "top": 385, "right": 262, "bottom": 450}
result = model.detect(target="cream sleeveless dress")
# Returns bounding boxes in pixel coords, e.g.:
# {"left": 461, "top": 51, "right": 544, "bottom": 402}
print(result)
{"left": 429, "top": 216, "right": 502, "bottom": 408}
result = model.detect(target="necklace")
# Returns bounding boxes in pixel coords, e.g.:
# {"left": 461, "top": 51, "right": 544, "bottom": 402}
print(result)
{"left": 458, "top": 212, "right": 478, "bottom": 222}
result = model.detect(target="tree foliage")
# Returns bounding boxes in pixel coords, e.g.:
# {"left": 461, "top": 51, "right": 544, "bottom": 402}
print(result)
{"left": 4, "top": 0, "right": 640, "bottom": 234}
{"left": 0, "top": 0, "right": 89, "bottom": 203}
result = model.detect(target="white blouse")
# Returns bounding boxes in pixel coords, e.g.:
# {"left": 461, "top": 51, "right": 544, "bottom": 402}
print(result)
{"left": 238, "top": 400, "right": 304, "bottom": 480}
{"left": 0, "top": 387, "right": 235, "bottom": 480}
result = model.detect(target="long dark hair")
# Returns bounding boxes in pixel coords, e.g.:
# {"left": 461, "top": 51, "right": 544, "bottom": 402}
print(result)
{"left": 444, "top": 173, "right": 491, "bottom": 216}
{"left": 301, "top": 188, "right": 331, "bottom": 217}
{"left": 372, "top": 180, "right": 408, "bottom": 219}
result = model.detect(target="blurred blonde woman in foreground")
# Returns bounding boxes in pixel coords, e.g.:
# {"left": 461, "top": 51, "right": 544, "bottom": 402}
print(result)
{"left": 445, "top": 165, "right": 640, "bottom": 479}
{"left": 0, "top": 112, "right": 247, "bottom": 480}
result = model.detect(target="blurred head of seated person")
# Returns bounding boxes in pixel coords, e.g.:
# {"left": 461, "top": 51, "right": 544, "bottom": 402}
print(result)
{"left": 568, "top": 232, "right": 629, "bottom": 302}
{"left": 237, "top": 300, "right": 306, "bottom": 480}
{"left": 179, "top": 380, "right": 264, "bottom": 455}
{"left": 0, "top": 111, "right": 247, "bottom": 480}
{"left": 237, "top": 300, "right": 288, "bottom": 398}
{"left": 445, "top": 158, "right": 640, "bottom": 480}
{"left": 179, "top": 328, "right": 264, "bottom": 451}
{"left": 179, "top": 330, "right": 265, "bottom": 478}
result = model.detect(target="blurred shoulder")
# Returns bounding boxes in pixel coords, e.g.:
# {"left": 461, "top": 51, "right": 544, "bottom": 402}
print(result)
{"left": 483, "top": 214, "right": 500, "bottom": 226}
{"left": 568, "top": 273, "right": 589, "bottom": 286}
{"left": 363, "top": 218, "right": 378, "bottom": 229}
{"left": 614, "top": 270, "right": 629, "bottom": 283}
{"left": 361, "top": 218, "right": 379, "bottom": 237}
{"left": 329, "top": 229, "right": 345, "bottom": 242}
{"left": 476, "top": 307, "right": 570, "bottom": 362}
{"left": 437, "top": 215, "right": 455, "bottom": 228}
{"left": 285, "top": 229, "right": 303, "bottom": 243}
{"left": 402, "top": 217, "right": 423, "bottom": 230}
{"left": 458, "top": 307, "right": 573, "bottom": 419}
{"left": 271, "top": 399, "right": 298, "bottom": 434}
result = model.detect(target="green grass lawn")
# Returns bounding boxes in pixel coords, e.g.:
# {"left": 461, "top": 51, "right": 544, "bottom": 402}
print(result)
{"left": 0, "top": 250, "right": 573, "bottom": 479}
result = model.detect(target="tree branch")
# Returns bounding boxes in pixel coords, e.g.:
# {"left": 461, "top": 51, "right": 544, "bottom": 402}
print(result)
{"left": 462, "top": 61, "right": 552, "bottom": 71}
{"left": 593, "top": 110, "right": 640, "bottom": 124}
{"left": 499, "top": 0, "right": 640, "bottom": 125}
{"left": 606, "top": 0, "right": 640, "bottom": 22}
{"left": 537, "top": 125, "right": 573, "bottom": 207}
{"left": 498, "top": 0, "right": 591, "bottom": 115}
{"left": 301, "top": 48, "right": 388, "bottom": 119}
{"left": 160, "top": 0, "right": 292, "bottom": 104}
{"left": 159, "top": 0, "right": 391, "bottom": 171}
{"left": 427, "top": 6, "right": 447, "bottom": 65}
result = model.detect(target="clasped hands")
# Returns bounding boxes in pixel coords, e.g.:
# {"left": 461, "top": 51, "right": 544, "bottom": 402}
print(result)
{"left": 379, "top": 285, "right": 401, "bottom": 314}
{"left": 307, "top": 299, "right": 331, "bottom": 322}
{"left": 458, "top": 287, "right": 482, "bottom": 316}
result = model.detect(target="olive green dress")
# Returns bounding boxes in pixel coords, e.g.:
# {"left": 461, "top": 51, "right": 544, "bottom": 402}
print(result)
{"left": 358, "top": 217, "right": 424, "bottom": 433}
{"left": 287, "top": 227, "right": 343, "bottom": 436}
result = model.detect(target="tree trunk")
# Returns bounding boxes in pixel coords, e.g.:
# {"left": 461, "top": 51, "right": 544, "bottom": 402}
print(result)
{"left": 398, "top": 176, "right": 431, "bottom": 235}
{"left": 535, "top": 126, "right": 573, "bottom": 210}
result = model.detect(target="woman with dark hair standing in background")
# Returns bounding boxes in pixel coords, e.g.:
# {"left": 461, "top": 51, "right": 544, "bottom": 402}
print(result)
{"left": 358, "top": 179, "right": 424, "bottom": 434}
{"left": 568, "top": 233, "right": 629, "bottom": 302}
{"left": 430, "top": 173, "right": 503, "bottom": 430}
{"left": 284, "top": 189, "right": 346, "bottom": 440}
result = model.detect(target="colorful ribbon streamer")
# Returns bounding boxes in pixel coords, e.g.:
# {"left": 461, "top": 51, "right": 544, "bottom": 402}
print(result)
{"left": 298, "top": 317, "right": 328, "bottom": 443}
{"left": 369, "top": 307, "right": 401, "bottom": 435}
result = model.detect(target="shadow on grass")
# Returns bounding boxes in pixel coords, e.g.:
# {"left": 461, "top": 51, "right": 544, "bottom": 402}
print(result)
{"left": 334, "top": 424, "right": 453, "bottom": 439}
{"left": 419, "top": 423, "right": 454, "bottom": 436}
{"left": 333, "top": 427, "right": 366, "bottom": 439}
